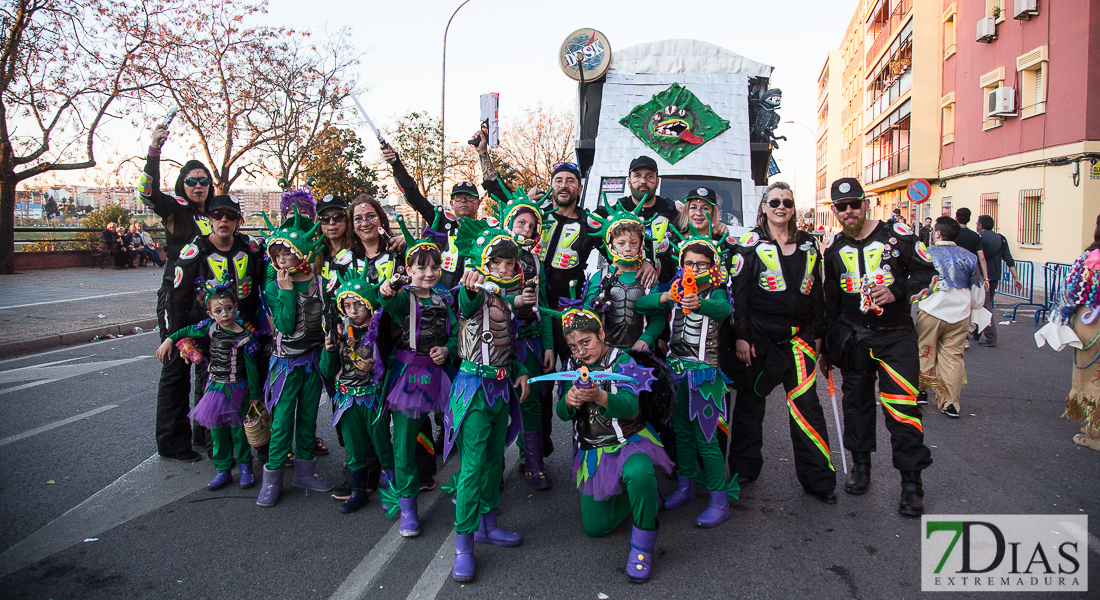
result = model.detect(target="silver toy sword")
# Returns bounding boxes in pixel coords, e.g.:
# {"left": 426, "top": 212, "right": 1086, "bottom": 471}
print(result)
{"left": 350, "top": 95, "right": 386, "bottom": 145}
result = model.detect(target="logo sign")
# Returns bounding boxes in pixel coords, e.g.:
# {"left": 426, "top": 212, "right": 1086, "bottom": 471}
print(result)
{"left": 922, "top": 515, "right": 1088, "bottom": 592}
{"left": 619, "top": 83, "right": 731, "bottom": 165}
{"left": 907, "top": 179, "right": 931, "bottom": 204}
{"left": 559, "top": 28, "right": 611, "bottom": 82}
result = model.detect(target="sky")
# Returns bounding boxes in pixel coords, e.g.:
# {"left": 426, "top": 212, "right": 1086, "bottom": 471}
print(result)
{"left": 39, "top": 0, "right": 862, "bottom": 209}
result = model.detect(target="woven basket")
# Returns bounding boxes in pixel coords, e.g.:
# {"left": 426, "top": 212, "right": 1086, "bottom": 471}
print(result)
{"left": 243, "top": 403, "right": 271, "bottom": 448}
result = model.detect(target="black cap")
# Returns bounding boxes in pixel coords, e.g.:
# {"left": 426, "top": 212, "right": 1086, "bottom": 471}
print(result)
{"left": 450, "top": 182, "right": 479, "bottom": 198}
{"left": 830, "top": 178, "right": 865, "bottom": 202}
{"left": 206, "top": 194, "right": 241, "bottom": 214}
{"left": 316, "top": 194, "right": 347, "bottom": 214}
{"left": 684, "top": 186, "right": 718, "bottom": 205}
{"left": 628, "top": 156, "right": 658, "bottom": 175}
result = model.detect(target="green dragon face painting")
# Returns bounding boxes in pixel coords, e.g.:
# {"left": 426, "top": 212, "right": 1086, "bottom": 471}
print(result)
{"left": 619, "top": 82, "right": 731, "bottom": 165}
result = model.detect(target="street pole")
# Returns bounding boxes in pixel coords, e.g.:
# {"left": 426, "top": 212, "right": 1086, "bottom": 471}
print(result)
{"left": 440, "top": 0, "right": 472, "bottom": 206}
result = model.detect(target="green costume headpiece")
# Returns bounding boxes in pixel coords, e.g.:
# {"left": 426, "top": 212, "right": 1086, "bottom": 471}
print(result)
{"left": 539, "top": 306, "right": 603, "bottom": 335}
{"left": 587, "top": 192, "right": 654, "bottom": 265}
{"left": 332, "top": 263, "right": 378, "bottom": 317}
{"left": 671, "top": 212, "right": 728, "bottom": 285}
{"left": 395, "top": 214, "right": 441, "bottom": 264}
{"left": 260, "top": 203, "right": 324, "bottom": 275}
{"left": 486, "top": 179, "right": 544, "bottom": 249}
{"left": 198, "top": 277, "right": 237, "bottom": 306}
{"left": 455, "top": 216, "right": 522, "bottom": 286}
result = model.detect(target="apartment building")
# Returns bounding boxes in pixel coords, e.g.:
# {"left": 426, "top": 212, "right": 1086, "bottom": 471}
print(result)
{"left": 933, "top": 0, "right": 1100, "bottom": 265}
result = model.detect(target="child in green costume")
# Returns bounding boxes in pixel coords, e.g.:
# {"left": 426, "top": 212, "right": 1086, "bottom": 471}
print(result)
{"left": 637, "top": 221, "right": 739, "bottom": 528}
{"left": 156, "top": 280, "right": 262, "bottom": 491}
{"left": 256, "top": 199, "right": 333, "bottom": 507}
{"left": 376, "top": 216, "right": 457, "bottom": 536}
{"left": 446, "top": 217, "right": 532, "bottom": 583}
{"left": 320, "top": 268, "right": 391, "bottom": 515}
{"left": 553, "top": 308, "right": 673, "bottom": 583}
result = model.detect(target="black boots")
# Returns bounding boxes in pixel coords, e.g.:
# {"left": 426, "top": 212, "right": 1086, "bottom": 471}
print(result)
{"left": 898, "top": 470, "right": 924, "bottom": 516}
{"left": 844, "top": 452, "right": 872, "bottom": 495}
{"left": 339, "top": 468, "right": 370, "bottom": 514}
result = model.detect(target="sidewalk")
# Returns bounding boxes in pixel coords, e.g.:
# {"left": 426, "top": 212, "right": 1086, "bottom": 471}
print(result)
{"left": 0, "top": 266, "right": 163, "bottom": 358}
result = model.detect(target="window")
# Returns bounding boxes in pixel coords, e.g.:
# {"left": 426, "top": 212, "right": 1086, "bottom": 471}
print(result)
{"left": 943, "top": 3, "right": 957, "bottom": 59}
{"left": 1017, "top": 45, "right": 1048, "bottom": 118}
{"left": 1018, "top": 189, "right": 1043, "bottom": 245}
{"left": 864, "top": 99, "right": 910, "bottom": 184}
{"left": 941, "top": 196, "right": 952, "bottom": 217}
{"left": 986, "top": 0, "right": 1005, "bottom": 23}
{"left": 980, "top": 67, "right": 1005, "bottom": 130}
{"left": 941, "top": 92, "right": 955, "bottom": 145}
{"left": 866, "top": 20, "right": 913, "bottom": 122}
{"left": 980, "top": 192, "right": 999, "bottom": 230}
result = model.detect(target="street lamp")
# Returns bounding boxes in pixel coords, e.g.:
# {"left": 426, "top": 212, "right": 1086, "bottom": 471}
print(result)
{"left": 440, "top": 0, "right": 472, "bottom": 205}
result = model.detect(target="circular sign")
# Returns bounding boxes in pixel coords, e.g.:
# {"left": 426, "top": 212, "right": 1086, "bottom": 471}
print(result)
{"left": 906, "top": 179, "right": 931, "bottom": 204}
{"left": 559, "top": 29, "right": 611, "bottom": 82}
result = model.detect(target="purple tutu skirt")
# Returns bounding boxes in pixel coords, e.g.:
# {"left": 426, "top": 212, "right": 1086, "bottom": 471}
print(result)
{"left": 386, "top": 351, "right": 451, "bottom": 418}
{"left": 573, "top": 428, "right": 674, "bottom": 501}
{"left": 189, "top": 380, "right": 247, "bottom": 429}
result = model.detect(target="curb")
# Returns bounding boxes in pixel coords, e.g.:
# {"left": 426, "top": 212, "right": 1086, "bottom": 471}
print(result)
{"left": 0, "top": 318, "right": 160, "bottom": 359}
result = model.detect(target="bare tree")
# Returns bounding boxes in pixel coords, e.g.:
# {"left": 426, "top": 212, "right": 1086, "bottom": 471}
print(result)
{"left": 145, "top": 0, "right": 350, "bottom": 195}
{"left": 496, "top": 103, "right": 575, "bottom": 192}
{"left": 387, "top": 111, "right": 445, "bottom": 198}
{"left": 257, "top": 26, "right": 360, "bottom": 187}
{"left": 0, "top": 0, "right": 159, "bottom": 274}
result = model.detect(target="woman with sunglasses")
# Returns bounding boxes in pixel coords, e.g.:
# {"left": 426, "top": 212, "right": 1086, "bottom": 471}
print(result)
{"left": 142, "top": 122, "right": 221, "bottom": 462}
{"left": 675, "top": 188, "right": 735, "bottom": 269}
{"left": 726, "top": 182, "right": 838, "bottom": 504}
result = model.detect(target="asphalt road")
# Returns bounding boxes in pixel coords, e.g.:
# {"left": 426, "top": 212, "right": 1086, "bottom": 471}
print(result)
{"left": 0, "top": 314, "right": 1097, "bottom": 599}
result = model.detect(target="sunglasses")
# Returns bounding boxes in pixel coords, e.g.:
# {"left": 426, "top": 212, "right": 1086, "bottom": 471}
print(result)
{"left": 207, "top": 209, "right": 239, "bottom": 221}
{"left": 184, "top": 177, "right": 211, "bottom": 187}
{"left": 353, "top": 214, "right": 379, "bottom": 224}
{"left": 553, "top": 162, "right": 579, "bottom": 170}
{"left": 833, "top": 199, "right": 863, "bottom": 213}
{"left": 767, "top": 198, "right": 795, "bottom": 209}
{"left": 319, "top": 213, "right": 347, "bottom": 224}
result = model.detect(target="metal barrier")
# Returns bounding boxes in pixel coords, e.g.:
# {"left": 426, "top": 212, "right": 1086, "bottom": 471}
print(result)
{"left": 1035, "top": 262, "right": 1075, "bottom": 324}
{"left": 14, "top": 225, "right": 265, "bottom": 250}
{"left": 994, "top": 259, "right": 1043, "bottom": 321}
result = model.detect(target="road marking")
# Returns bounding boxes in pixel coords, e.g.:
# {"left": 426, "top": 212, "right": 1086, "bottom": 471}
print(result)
{"left": 0, "top": 355, "right": 91, "bottom": 373}
{"left": 0, "top": 404, "right": 117, "bottom": 446}
{"left": 0, "top": 452, "right": 208, "bottom": 578}
{"left": 0, "top": 332, "right": 159, "bottom": 367}
{"left": 404, "top": 448, "right": 521, "bottom": 600}
{"left": 328, "top": 455, "right": 463, "bottom": 600}
{"left": 0, "top": 289, "right": 155, "bottom": 311}
{"left": 0, "top": 355, "right": 153, "bottom": 395}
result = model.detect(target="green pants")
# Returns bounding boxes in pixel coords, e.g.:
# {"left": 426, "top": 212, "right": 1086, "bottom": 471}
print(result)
{"left": 211, "top": 425, "right": 252, "bottom": 472}
{"left": 265, "top": 366, "right": 322, "bottom": 470}
{"left": 519, "top": 349, "right": 544, "bottom": 433}
{"left": 340, "top": 401, "right": 395, "bottom": 473}
{"left": 673, "top": 379, "right": 727, "bottom": 491}
{"left": 581, "top": 453, "right": 659, "bottom": 536}
{"left": 391, "top": 412, "right": 423, "bottom": 498}
{"left": 454, "top": 389, "right": 509, "bottom": 534}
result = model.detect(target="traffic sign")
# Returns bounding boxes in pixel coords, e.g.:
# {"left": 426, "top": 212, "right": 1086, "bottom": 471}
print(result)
{"left": 907, "top": 179, "right": 931, "bottom": 204}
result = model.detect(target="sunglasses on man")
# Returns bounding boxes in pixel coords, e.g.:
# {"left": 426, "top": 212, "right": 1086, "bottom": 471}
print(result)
{"left": 833, "top": 199, "right": 863, "bottom": 213}
{"left": 184, "top": 177, "right": 211, "bottom": 187}
{"left": 767, "top": 198, "right": 795, "bottom": 209}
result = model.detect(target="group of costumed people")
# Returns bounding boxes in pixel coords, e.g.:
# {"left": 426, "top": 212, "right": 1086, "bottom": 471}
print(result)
{"left": 141, "top": 119, "right": 941, "bottom": 584}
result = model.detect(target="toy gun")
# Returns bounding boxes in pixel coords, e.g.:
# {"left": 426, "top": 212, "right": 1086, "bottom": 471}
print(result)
{"left": 477, "top": 281, "right": 502, "bottom": 295}
{"left": 176, "top": 338, "right": 205, "bottom": 365}
{"left": 468, "top": 93, "right": 499, "bottom": 148}
{"left": 590, "top": 272, "right": 616, "bottom": 313}
{"left": 858, "top": 277, "right": 884, "bottom": 315}
{"left": 159, "top": 106, "right": 179, "bottom": 128}
{"left": 528, "top": 365, "right": 636, "bottom": 390}
{"left": 323, "top": 296, "right": 340, "bottom": 349}
{"left": 393, "top": 266, "right": 412, "bottom": 287}
{"left": 669, "top": 266, "right": 697, "bottom": 313}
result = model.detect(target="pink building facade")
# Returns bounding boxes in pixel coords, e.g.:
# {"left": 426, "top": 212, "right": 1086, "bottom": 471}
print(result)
{"left": 934, "top": 0, "right": 1100, "bottom": 266}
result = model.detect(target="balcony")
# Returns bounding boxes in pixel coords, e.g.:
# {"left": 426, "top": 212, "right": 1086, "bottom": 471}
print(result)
{"left": 864, "top": 147, "right": 910, "bottom": 184}
{"left": 866, "top": 0, "right": 912, "bottom": 68}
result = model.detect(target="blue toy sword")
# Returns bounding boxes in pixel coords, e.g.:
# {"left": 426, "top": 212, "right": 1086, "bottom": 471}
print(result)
{"left": 528, "top": 365, "right": 636, "bottom": 389}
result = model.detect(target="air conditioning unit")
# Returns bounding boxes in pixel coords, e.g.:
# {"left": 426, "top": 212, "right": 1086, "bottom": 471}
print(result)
{"left": 1014, "top": 0, "right": 1039, "bottom": 20}
{"left": 988, "top": 87, "right": 1016, "bottom": 117}
{"left": 977, "top": 17, "right": 997, "bottom": 42}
